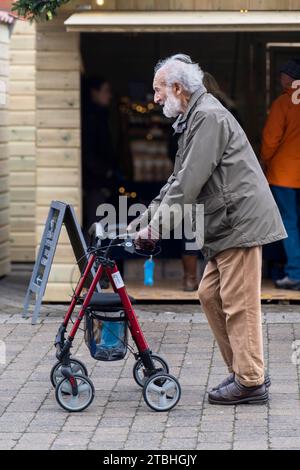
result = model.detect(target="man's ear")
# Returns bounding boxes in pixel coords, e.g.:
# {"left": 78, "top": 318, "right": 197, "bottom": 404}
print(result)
{"left": 173, "top": 82, "right": 182, "bottom": 96}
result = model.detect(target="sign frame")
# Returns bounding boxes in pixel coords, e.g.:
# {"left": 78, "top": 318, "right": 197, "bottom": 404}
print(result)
{"left": 23, "top": 200, "right": 100, "bottom": 324}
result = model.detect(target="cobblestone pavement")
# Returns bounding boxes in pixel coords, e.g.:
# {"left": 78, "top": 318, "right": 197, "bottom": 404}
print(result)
{"left": 0, "top": 268, "right": 300, "bottom": 450}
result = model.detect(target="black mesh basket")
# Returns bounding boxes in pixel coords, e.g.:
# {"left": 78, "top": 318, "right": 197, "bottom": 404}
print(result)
{"left": 84, "top": 309, "right": 128, "bottom": 361}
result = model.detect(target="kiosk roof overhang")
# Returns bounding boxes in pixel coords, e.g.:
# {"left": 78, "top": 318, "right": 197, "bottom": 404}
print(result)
{"left": 65, "top": 10, "right": 300, "bottom": 33}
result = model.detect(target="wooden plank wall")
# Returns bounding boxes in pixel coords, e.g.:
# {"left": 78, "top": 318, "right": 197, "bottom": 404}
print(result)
{"left": 36, "top": 17, "right": 81, "bottom": 301}
{"left": 64, "top": 0, "right": 300, "bottom": 11}
{"left": 9, "top": 20, "right": 36, "bottom": 262}
{"left": 0, "top": 23, "right": 10, "bottom": 277}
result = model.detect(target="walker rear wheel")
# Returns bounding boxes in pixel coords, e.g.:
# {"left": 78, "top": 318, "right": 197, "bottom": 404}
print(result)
{"left": 143, "top": 373, "right": 181, "bottom": 412}
{"left": 55, "top": 374, "right": 95, "bottom": 412}
{"left": 133, "top": 354, "right": 169, "bottom": 387}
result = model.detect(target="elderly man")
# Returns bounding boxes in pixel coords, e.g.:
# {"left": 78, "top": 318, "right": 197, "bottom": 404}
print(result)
{"left": 132, "top": 54, "right": 287, "bottom": 405}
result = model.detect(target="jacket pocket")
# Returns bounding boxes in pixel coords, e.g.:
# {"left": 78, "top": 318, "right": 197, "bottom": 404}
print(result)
{"left": 197, "top": 195, "right": 231, "bottom": 242}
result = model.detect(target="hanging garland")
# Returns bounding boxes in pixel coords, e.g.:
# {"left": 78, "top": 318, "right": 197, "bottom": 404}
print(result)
{"left": 11, "top": 0, "right": 71, "bottom": 21}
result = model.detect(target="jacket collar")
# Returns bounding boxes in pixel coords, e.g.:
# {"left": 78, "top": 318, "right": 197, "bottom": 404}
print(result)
{"left": 172, "top": 85, "right": 207, "bottom": 135}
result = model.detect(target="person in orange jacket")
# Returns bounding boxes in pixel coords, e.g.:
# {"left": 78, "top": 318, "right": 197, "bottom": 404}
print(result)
{"left": 261, "top": 59, "right": 300, "bottom": 290}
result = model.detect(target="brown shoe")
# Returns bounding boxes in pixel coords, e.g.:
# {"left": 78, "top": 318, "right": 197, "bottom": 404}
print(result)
{"left": 208, "top": 379, "right": 269, "bottom": 405}
{"left": 210, "top": 373, "right": 235, "bottom": 391}
{"left": 182, "top": 255, "right": 198, "bottom": 291}
{"left": 211, "top": 373, "right": 271, "bottom": 392}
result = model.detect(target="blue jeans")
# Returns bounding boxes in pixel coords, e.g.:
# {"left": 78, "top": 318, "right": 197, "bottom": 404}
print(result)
{"left": 271, "top": 185, "right": 300, "bottom": 280}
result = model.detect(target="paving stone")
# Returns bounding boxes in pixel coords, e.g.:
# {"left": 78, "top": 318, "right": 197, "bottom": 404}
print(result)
{"left": 198, "top": 431, "right": 233, "bottom": 443}
{"left": 88, "top": 442, "right": 124, "bottom": 450}
{"left": 233, "top": 441, "right": 268, "bottom": 450}
{"left": 0, "top": 440, "right": 18, "bottom": 450}
{"left": 270, "top": 437, "right": 300, "bottom": 449}
{"left": 164, "top": 427, "right": 198, "bottom": 438}
{"left": 91, "top": 428, "right": 129, "bottom": 442}
{"left": 14, "top": 433, "right": 56, "bottom": 450}
{"left": 98, "top": 417, "right": 133, "bottom": 428}
{"left": 196, "top": 442, "right": 232, "bottom": 450}
{"left": 161, "top": 438, "right": 197, "bottom": 450}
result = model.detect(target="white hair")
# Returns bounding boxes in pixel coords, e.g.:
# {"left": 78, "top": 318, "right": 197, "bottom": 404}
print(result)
{"left": 154, "top": 53, "right": 204, "bottom": 94}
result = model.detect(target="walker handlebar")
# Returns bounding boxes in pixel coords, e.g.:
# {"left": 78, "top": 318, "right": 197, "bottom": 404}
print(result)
{"left": 88, "top": 222, "right": 161, "bottom": 258}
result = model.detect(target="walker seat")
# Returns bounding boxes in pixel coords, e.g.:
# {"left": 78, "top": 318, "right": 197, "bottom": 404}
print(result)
{"left": 86, "top": 292, "right": 136, "bottom": 312}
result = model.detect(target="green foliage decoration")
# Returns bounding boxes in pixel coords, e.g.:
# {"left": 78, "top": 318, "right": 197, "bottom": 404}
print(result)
{"left": 11, "top": 0, "right": 71, "bottom": 21}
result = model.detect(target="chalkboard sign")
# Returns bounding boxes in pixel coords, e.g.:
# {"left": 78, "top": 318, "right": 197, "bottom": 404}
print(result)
{"left": 23, "top": 201, "right": 100, "bottom": 324}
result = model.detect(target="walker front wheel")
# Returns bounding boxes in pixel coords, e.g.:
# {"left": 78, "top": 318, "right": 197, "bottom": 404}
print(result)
{"left": 55, "top": 375, "right": 95, "bottom": 412}
{"left": 143, "top": 373, "right": 181, "bottom": 412}
{"left": 50, "top": 359, "right": 88, "bottom": 388}
{"left": 133, "top": 354, "right": 169, "bottom": 387}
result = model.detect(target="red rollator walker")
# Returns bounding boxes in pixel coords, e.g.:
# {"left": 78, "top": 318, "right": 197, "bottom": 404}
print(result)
{"left": 50, "top": 223, "right": 181, "bottom": 412}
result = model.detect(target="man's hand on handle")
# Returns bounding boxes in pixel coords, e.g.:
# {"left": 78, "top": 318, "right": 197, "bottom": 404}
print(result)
{"left": 127, "top": 224, "right": 160, "bottom": 251}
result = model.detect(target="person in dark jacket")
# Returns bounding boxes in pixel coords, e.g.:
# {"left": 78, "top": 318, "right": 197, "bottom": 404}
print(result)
{"left": 82, "top": 77, "right": 118, "bottom": 237}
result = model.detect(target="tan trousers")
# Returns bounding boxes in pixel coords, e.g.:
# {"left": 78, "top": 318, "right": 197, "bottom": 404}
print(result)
{"left": 198, "top": 246, "right": 264, "bottom": 387}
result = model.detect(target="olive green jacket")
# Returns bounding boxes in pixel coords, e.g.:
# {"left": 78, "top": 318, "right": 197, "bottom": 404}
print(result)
{"left": 139, "top": 87, "right": 287, "bottom": 260}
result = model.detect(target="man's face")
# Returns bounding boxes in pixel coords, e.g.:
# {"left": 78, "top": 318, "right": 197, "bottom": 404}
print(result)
{"left": 280, "top": 72, "right": 294, "bottom": 90}
{"left": 153, "top": 70, "right": 183, "bottom": 118}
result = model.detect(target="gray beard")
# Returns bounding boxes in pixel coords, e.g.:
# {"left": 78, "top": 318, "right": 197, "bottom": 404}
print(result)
{"left": 162, "top": 93, "right": 182, "bottom": 118}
